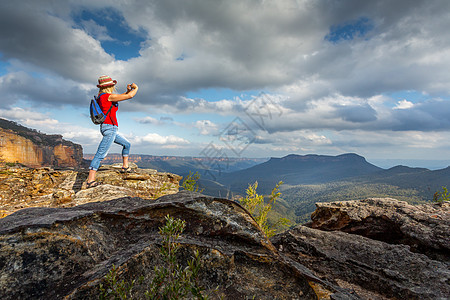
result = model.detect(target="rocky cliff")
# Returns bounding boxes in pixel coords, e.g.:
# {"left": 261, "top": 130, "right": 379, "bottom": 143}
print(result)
{"left": 0, "top": 191, "right": 358, "bottom": 300}
{"left": 0, "top": 163, "right": 448, "bottom": 299}
{"left": 0, "top": 118, "right": 83, "bottom": 168}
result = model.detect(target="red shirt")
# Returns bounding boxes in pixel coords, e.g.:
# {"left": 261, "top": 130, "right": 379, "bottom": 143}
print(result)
{"left": 98, "top": 93, "right": 118, "bottom": 126}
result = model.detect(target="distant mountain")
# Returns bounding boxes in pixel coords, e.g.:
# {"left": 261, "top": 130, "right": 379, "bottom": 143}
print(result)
{"left": 214, "top": 153, "right": 383, "bottom": 194}
{"left": 350, "top": 164, "right": 450, "bottom": 195}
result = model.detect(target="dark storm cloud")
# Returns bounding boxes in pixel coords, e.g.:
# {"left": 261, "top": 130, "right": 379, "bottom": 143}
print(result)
{"left": 390, "top": 100, "right": 450, "bottom": 131}
{"left": 0, "top": 2, "right": 112, "bottom": 83}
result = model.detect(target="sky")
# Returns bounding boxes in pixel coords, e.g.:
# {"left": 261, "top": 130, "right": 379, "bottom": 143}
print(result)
{"left": 1, "top": 0, "right": 450, "bottom": 169}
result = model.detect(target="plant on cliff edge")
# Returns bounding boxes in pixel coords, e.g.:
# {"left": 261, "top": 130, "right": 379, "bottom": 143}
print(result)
{"left": 146, "top": 215, "right": 206, "bottom": 299}
{"left": 433, "top": 186, "right": 450, "bottom": 202}
{"left": 239, "top": 181, "right": 290, "bottom": 237}
{"left": 181, "top": 171, "right": 204, "bottom": 193}
{"left": 99, "top": 215, "right": 207, "bottom": 300}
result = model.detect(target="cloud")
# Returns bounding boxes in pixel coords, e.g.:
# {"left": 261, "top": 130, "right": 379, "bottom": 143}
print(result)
{"left": 134, "top": 116, "right": 170, "bottom": 126}
{"left": 333, "top": 103, "right": 377, "bottom": 123}
{"left": 390, "top": 99, "right": 450, "bottom": 131}
{"left": 132, "top": 133, "right": 189, "bottom": 145}
{"left": 2, "top": 0, "right": 450, "bottom": 160}
{"left": 0, "top": 107, "right": 58, "bottom": 127}
{"left": 0, "top": 2, "right": 113, "bottom": 83}
{"left": 0, "top": 72, "right": 91, "bottom": 108}
{"left": 2, "top": 0, "right": 450, "bottom": 107}
{"left": 193, "top": 120, "right": 219, "bottom": 135}
{"left": 394, "top": 100, "right": 414, "bottom": 110}
{"left": 80, "top": 19, "right": 114, "bottom": 42}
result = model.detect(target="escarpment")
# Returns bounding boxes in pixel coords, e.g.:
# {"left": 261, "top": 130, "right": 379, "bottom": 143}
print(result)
{"left": 0, "top": 118, "right": 83, "bottom": 168}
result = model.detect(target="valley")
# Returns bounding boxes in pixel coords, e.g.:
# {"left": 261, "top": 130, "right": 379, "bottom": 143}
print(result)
{"left": 90, "top": 152, "right": 449, "bottom": 225}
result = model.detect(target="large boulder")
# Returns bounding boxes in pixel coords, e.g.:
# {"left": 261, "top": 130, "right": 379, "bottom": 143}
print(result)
{"left": 271, "top": 225, "right": 449, "bottom": 300}
{"left": 0, "top": 191, "right": 358, "bottom": 299}
{"left": 309, "top": 198, "right": 450, "bottom": 260}
{"left": 271, "top": 197, "right": 450, "bottom": 299}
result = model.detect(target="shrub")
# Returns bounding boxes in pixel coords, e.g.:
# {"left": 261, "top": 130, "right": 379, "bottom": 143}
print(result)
{"left": 99, "top": 215, "right": 207, "bottom": 299}
{"left": 433, "top": 186, "right": 450, "bottom": 203}
{"left": 99, "top": 265, "right": 137, "bottom": 299}
{"left": 239, "top": 181, "right": 290, "bottom": 237}
{"left": 146, "top": 215, "right": 206, "bottom": 299}
{"left": 181, "top": 171, "right": 204, "bottom": 193}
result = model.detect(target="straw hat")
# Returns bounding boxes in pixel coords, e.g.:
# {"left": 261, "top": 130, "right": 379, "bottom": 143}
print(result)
{"left": 97, "top": 75, "right": 117, "bottom": 88}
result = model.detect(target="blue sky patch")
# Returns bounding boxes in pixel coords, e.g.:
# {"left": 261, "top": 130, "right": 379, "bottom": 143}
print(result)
{"left": 0, "top": 59, "right": 10, "bottom": 76}
{"left": 386, "top": 90, "right": 429, "bottom": 105}
{"left": 72, "top": 9, "right": 146, "bottom": 61}
{"left": 325, "top": 17, "right": 374, "bottom": 43}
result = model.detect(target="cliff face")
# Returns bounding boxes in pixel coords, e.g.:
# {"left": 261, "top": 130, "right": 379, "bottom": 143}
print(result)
{"left": 0, "top": 118, "right": 83, "bottom": 168}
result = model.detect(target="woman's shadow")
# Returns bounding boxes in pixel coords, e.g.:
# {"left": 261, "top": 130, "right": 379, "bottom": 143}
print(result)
{"left": 73, "top": 170, "right": 89, "bottom": 193}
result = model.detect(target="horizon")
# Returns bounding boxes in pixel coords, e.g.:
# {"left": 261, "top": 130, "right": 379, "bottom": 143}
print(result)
{"left": 1, "top": 1, "right": 450, "bottom": 163}
{"left": 83, "top": 151, "right": 450, "bottom": 171}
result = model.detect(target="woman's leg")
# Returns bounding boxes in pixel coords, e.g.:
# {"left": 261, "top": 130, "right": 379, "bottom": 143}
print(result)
{"left": 87, "top": 169, "right": 96, "bottom": 183}
{"left": 88, "top": 124, "right": 118, "bottom": 182}
{"left": 122, "top": 156, "right": 129, "bottom": 169}
{"left": 114, "top": 131, "right": 131, "bottom": 168}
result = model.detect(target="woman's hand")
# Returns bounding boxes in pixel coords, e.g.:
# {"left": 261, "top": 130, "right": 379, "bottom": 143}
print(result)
{"left": 126, "top": 83, "right": 138, "bottom": 92}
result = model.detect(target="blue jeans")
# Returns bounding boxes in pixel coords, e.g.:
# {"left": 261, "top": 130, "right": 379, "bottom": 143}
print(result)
{"left": 89, "top": 124, "right": 131, "bottom": 171}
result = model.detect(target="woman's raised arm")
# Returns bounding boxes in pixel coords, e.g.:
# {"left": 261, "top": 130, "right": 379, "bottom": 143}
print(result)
{"left": 108, "top": 83, "right": 139, "bottom": 102}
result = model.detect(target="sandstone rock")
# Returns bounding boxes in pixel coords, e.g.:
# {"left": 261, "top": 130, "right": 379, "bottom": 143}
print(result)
{"left": 0, "top": 192, "right": 359, "bottom": 299}
{"left": 0, "top": 118, "right": 84, "bottom": 168}
{"left": 309, "top": 198, "right": 450, "bottom": 260}
{"left": 90, "top": 164, "right": 180, "bottom": 199}
{"left": 271, "top": 225, "right": 450, "bottom": 300}
{"left": 0, "top": 163, "right": 181, "bottom": 218}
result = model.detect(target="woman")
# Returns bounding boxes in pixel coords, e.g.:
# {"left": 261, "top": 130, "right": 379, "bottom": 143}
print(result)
{"left": 87, "top": 75, "right": 139, "bottom": 188}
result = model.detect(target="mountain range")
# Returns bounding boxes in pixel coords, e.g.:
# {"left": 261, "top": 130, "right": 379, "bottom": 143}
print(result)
{"left": 212, "top": 153, "right": 383, "bottom": 193}
{"left": 88, "top": 152, "right": 450, "bottom": 202}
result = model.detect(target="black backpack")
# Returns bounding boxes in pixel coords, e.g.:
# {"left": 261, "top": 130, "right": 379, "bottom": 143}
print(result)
{"left": 90, "top": 93, "right": 112, "bottom": 125}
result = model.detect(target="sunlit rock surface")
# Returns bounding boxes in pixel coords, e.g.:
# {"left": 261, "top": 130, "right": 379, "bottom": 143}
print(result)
{"left": 0, "top": 163, "right": 181, "bottom": 218}
{"left": 0, "top": 119, "right": 83, "bottom": 168}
